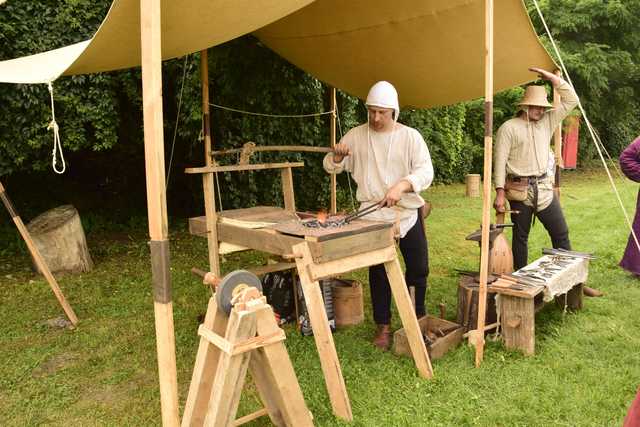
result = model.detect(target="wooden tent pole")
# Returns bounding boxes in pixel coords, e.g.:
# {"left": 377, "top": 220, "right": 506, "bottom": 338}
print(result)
{"left": 553, "top": 69, "right": 563, "bottom": 198}
{"left": 140, "top": 0, "right": 180, "bottom": 425}
{"left": 0, "top": 180, "right": 78, "bottom": 325}
{"left": 200, "top": 49, "right": 221, "bottom": 277}
{"left": 474, "top": 0, "right": 494, "bottom": 368}
{"left": 330, "top": 87, "right": 337, "bottom": 214}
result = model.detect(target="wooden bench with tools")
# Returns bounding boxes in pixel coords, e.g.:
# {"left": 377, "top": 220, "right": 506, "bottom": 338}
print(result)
{"left": 489, "top": 249, "right": 593, "bottom": 355}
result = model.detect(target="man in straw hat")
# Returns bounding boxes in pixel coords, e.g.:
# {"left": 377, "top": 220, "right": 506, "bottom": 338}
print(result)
{"left": 493, "top": 67, "right": 578, "bottom": 270}
{"left": 324, "top": 81, "right": 434, "bottom": 350}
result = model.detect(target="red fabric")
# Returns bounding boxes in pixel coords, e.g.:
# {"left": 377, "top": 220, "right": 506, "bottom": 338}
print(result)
{"left": 562, "top": 116, "right": 580, "bottom": 169}
{"left": 624, "top": 388, "right": 640, "bottom": 427}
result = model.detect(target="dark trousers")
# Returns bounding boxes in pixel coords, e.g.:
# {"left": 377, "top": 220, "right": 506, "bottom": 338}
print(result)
{"left": 509, "top": 196, "right": 571, "bottom": 270}
{"left": 369, "top": 214, "right": 428, "bottom": 325}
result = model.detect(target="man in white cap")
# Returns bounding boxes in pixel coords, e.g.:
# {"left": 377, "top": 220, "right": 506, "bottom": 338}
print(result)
{"left": 323, "top": 81, "right": 434, "bottom": 350}
{"left": 493, "top": 67, "right": 578, "bottom": 269}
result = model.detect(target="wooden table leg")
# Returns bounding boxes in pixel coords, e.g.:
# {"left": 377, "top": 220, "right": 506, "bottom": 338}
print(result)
{"left": 293, "top": 242, "right": 353, "bottom": 421}
{"left": 556, "top": 283, "right": 583, "bottom": 311}
{"left": 501, "top": 295, "right": 535, "bottom": 356}
{"left": 384, "top": 256, "right": 434, "bottom": 379}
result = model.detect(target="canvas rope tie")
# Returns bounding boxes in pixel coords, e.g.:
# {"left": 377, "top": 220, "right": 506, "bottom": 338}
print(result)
{"left": 209, "top": 102, "right": 335, "bottom": 118}
{"left": 47, "top": 82, "right": 66, "bottom": 174}
{"left": 166, "top": 55, "right": 192, "bottom": 188}
{"left": 532, "top": 0, "right": 640, "bottom": 254}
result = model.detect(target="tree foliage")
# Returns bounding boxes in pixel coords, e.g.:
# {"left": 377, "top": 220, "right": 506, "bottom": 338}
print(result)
{"left": 1, "top": 1, "right": 639, "bottom": 216}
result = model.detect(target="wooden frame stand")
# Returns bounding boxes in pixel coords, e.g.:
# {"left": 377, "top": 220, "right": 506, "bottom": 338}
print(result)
{"left": 182, "top": 295, "right": 313, "bottom": 427}
{"left": 292, "top": 241, "right": 434, "bottom": 420}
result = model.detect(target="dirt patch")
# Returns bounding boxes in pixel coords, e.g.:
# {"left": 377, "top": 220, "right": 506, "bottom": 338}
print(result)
{"left": 32, "top": 352, "right": 79, "bottom": 378}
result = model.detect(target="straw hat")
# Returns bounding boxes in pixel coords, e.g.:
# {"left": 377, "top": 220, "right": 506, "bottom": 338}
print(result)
{"left": 366, "top": 81, "right": 400, "bottom": 118}
{"left": 517, "top": 85, "right": 552, "bottom": 108}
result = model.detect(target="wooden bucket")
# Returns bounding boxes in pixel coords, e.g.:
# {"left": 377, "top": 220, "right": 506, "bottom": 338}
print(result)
{"left": 330, "top": 278, "right": 364, "bottom": 327}
{"left": 465, "top": 174, "right": 481, "bottom": 198}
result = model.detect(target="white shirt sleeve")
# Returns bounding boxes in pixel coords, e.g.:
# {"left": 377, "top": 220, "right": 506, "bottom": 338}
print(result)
{"left": 402, "top": 129, "right": 433, "bottom": 192}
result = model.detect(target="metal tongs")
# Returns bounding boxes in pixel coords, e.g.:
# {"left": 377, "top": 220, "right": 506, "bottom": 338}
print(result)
{"left": 344, "top": 201, "right": 384, "bottom": 223}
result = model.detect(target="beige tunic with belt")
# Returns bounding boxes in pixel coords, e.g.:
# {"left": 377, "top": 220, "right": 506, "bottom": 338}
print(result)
{"left": 493, "top": 82, "right": 579, "bottom": 211}
{"left": 323, "top": 123, "right": 434, "bottom": 237}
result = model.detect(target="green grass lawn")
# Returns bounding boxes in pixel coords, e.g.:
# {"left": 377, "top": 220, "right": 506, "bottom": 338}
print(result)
{"left": 1, "top": 168, "right": 639, "bottom": 426}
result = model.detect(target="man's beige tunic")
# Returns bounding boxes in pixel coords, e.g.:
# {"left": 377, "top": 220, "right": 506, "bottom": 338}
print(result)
{"left": 494, "top": 82, "right": 578, "bottom": 210}
{"left": 323, "top": 123, "right": 433, "bottom": 237}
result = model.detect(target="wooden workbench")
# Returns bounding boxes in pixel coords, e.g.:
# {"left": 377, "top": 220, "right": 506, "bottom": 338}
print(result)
{"left": 488, "top": 255, "right": 588, "bottom": 355}
{"left": 188, "top": 205, "right": 433, "bottom": 421}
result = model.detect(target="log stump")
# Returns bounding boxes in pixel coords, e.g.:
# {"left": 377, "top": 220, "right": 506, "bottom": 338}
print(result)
{"left": 27, "top": 205, "right": 93, "bottom": 274}
{"left": 456, "top": 275, "right": 498, "bottom": 333}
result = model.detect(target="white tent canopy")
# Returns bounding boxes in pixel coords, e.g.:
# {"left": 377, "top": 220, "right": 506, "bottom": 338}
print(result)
{"left": 0, "top": 0, "right": 553, "bottom": 108}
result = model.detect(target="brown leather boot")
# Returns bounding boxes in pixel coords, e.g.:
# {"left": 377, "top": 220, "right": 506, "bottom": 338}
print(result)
{"left": 373, "top": 324, "right": 391, "bottom": 350}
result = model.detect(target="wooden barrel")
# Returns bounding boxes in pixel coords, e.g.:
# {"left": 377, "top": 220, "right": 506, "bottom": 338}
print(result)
{"left": 27, "top": 205, "right": 93, "bottom": 274}
{"left": 465, "top": 174, "right": 481, "bottom": 197}
{"left": 330, "top": 278, "right": 364, "bottom": 327}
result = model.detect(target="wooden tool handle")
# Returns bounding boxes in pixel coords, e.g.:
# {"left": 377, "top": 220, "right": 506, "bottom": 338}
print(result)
{"left": 496, "top": 212, "right": 505, "bottom": 225}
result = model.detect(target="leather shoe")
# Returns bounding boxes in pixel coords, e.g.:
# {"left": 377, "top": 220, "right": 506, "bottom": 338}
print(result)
{"left": 373, "top": 324, "right": 391, "bottom": 350}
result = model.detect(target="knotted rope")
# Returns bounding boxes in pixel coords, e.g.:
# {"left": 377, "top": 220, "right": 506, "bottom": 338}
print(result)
{"left": 47, "top": 82, "right": 66, "bottom": 174}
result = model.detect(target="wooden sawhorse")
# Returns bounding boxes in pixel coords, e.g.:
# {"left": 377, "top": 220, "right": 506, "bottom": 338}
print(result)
{"left": 182, "top": 274, "right": 313, "bottom": 426}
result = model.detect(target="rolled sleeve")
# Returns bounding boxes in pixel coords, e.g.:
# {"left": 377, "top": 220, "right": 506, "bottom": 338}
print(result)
{"left": 323, "top": 152, "right": 347, "bottom": 174}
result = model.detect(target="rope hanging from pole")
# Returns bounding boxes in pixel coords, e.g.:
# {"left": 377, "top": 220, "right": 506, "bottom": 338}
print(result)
{"left": 47, "top": 82, "right": 66, "bottom": 174}
{"left": 531, "top": 0, "right": 640, "bottom": 254}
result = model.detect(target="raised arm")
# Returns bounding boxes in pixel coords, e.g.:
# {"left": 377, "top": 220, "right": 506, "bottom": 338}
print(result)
{"left": 529, "top": 67, "right": 578, "bottom": 130}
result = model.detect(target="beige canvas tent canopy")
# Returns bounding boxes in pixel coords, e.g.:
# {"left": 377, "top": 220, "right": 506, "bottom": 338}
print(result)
{"left": 0, "top": 0, "right": 554, "bottom": 424}
{"left": 0, "top": 0, "right": 553, "bottom": 107}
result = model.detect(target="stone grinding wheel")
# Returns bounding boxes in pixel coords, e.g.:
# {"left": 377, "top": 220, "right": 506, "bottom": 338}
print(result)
{"left": 216, "top": 270, "right": 263, "bottom": 316}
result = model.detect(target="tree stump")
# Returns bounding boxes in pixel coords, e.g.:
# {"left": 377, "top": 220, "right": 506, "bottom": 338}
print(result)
{"left": 26, "top": 205, "right": 93, "bottom": 274}
{"left": 456, "top": 275, "right": 498, "bottom": 333}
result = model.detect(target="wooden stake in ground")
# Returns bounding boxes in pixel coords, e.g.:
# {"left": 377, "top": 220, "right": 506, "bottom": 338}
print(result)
{"left": 473, "top": 0, "right": 494, "bottom": 367}
{"left": 553, "top": 69, "right": 563, "bottom": 198}
{"left": 0, "top": 180, "right": 78, "bottom": 326}
{"left": 140, "top": 0, "right": 180, "bottom": 425}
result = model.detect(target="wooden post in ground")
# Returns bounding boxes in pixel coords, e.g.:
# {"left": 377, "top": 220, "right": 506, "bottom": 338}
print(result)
{"left": 330, "top": 87, "right": 337, "bottom": 214}
{"left": 140, "top": 0, "right": 179, "bottom": 424}
{"left": 200, "top": 49, "right": 221, "bottom": 277}
{"left": 0, "top": 181, "right": 78, "bottom": 325}
{"left": 474, "top": 0, "right": 494, "bottom": 368}
{"left": 553, "top": 69, "right": 563, "bottom": 199}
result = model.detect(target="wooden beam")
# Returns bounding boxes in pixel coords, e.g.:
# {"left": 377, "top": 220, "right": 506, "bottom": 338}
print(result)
{"left": 140, "top": 0, "right": 179, "bottom": 424}
{"left": 330, "top": 87, "right": 337, "bottom": 214}
{"left": 475, "top": 0, "right": 494, "bottom": 368}
{"left": 203, "top": 173, "right": 221, "bottom": 276}
{"left": 211, "top": 145, "right": 331, "bottom": 156}
{"left": 185, "top": 162, "right": 304, "bottom": 174}
{"left": 0, "top": 181, "right": 78, "bottom": 325}
{"left": 281, "top": 167, "right": 296, "bottom": 212}
{"left": 307, "top": 244, "right": 396, "bottom": 281}
{"left": 293, "top": 241, "right": 352, "bottom": 421}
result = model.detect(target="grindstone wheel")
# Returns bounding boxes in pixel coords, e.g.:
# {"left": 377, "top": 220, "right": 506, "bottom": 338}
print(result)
{"left": 216, "top": 270, "right": 263, "bottom": 315}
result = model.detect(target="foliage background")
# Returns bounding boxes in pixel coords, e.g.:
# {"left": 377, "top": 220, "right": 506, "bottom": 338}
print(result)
{"left": 1, "top": 0, "right": 640, "bottom": 219}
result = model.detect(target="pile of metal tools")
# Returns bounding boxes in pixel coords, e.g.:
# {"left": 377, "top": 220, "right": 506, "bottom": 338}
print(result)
{"left": 506, "top": 248, "right": 596, "bottom": 289}
{"left": 302, "top": 202, "right": 383, "bottom": 229}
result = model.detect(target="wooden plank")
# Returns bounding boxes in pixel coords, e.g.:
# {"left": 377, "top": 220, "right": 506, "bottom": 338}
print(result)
{"left": 281, "top": 167, "right": 296, "bottom": 212}
{"left": 488, "top": 278, "right": 543, "bottom": 299}
{"left": 185, "top": 162, "right": 304, "bottom": 174}
{"left": 140, "top": 0, "right": 178, "bottom": 425}
{"left": 0, "top": 181, "right": 78, "bottom": 325}
{"left": 220, "top": 206, "right": 299, "bottom": 222}
{"left": 211, "top": 145, "right": 331, "bottom": 156}
{"left": 204, "top": 308, "right": 257, "bottom": 427}
{"left": 249, "top": 304, "right": 314, "bottom": 427}
{"left": 310, "top": 226, "right": 394, "bottom": 263}
{"left": 293, "top": 242, "right": 353, "bottom": 421}
{"left": 203, "top": 173, "right": 221, "bottom": 276}
{"left": 182, "top": 298, "right": 229, "bottom": 427}
{"left": 384, "top": 257, "right": 434, "bottom": 379}
{"left": 500, "top": 294, "right": 535, "bottom": 356}
{"left": 307, "top": 245, "right": 396, "bottom": 281}
{"left": 217, "top": 223, "right": 299, "bottom": 257}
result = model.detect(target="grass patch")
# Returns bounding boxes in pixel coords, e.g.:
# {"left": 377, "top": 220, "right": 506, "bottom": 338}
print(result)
{"left": 1, "top": 168, "right": 639, "bottom": 426}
